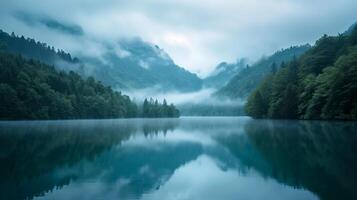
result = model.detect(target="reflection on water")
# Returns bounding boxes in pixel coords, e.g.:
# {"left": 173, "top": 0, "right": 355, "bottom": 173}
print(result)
{"left": 0, "top": 117, "right": 356, "bottom": 200}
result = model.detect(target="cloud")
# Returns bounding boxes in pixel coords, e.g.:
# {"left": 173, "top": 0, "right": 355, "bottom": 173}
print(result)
{"left": 14, "top": 11, "right": 84, "bottom": 36}
{"left": 124, "top": 87, "right": 245, "bottom": 107}
{"left": 138, "top": 60, "right": 150, "bottom": 69}
{"left": 0, "top": 0, "right": 356, "bottom": 77}
{"left": 124, "top": 87, "right": 212, "bottom": 105}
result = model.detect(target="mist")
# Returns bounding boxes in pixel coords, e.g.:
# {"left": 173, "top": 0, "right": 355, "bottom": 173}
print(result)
{"left": 124, "top": 87, "right": 246, "bottom": 116}
{"left": 1, "top": 0, "right": 357, "bottom": 76}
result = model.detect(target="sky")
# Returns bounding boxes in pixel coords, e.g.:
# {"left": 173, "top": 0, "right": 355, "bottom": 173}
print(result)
{"left": 0, "top": 0, "right": 357, "bottom": 77}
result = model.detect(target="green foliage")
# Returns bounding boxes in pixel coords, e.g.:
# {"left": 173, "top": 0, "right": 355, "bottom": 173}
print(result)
{"left": 245, "top": 75, "right": 273, "bottom": 118}
{"left": 0, "top": 52, "right": 138, "bottom": 120}
{"left": 245, "top": 91, "right": 266, "bottom": 118}
{"left": 246, "top": 28, "right": 357, "bottom": 120}
{"left": 142, "top": 98, "right": 180, "bottom": 118}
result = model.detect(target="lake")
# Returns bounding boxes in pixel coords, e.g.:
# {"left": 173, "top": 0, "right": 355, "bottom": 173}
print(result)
{"left": 0, "top": 117, "right": 356, "bottom": 200}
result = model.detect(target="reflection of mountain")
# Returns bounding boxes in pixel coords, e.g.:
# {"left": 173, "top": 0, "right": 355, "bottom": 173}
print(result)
{"left": 48, "top": 142, "right": 202, "bottom": 200}
{"left": 0, "top": 119, "right": 180, "bottom": 200}
{"left": 238, "top": 120, "right": 357, "bottom": 200}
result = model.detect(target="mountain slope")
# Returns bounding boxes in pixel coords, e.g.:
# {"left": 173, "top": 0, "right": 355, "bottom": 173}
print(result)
{"left": 245, "top": 26, "right": 357, "bottom": 120}
{"left": 203, "top": 58, "right": 247, "bottom": 88}
{"left": 216, "top": 45, "right": 311, "bottom": 99}
{"left": 84, "top": 38, "right": 202, "bottom": 92}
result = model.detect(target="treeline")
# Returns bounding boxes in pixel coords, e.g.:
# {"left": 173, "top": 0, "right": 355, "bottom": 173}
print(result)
{"left": 246, "top": 27, "right": 357, "bottom": 120}
{"left": 142, "top": 98, "right": 180, "bottom": 118}
{"left": 0, "top": 52, "right": 179, "bottom": 120}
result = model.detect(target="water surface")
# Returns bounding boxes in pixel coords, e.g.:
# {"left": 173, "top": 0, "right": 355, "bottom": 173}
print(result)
{"left": 0, "top": 117, "right": 356, "bottom": 200}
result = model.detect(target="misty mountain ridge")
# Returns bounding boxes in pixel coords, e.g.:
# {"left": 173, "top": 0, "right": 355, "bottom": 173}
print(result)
{"left": 0, "top": 28, "right": 202, "bottom": 92}
{"left": 203, "top": 58, "right": 247, "bottom": 88}
{"left": 216, "top": 44, "right": 311, "bottom": 99}
{"left": 85, "top": 37, "right": 202, "bottom": 92}
{"left": 343, "top": 21, "right": 357, "bottom": 36}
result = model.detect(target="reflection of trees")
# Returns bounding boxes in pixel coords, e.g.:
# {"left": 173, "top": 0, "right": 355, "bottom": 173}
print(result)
{"left": 214, "top": 132, "right": 272, "bottom": 176}
{"left": 0, "top": 119, "right": 180, "bottom": 200}
{"left": 244, "top": 120, "right": 357, "bottom": 200}
{"left": 142, "top": 118, "right": 178, "bottom": 136}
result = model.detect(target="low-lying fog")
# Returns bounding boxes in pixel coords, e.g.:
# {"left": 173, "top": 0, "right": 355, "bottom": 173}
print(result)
{"left": 124, "top": 87, "right": 246, "bottom": 116}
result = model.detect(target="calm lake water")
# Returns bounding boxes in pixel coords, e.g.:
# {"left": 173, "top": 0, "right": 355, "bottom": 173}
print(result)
{"left": 0, "top": 117, "right": 356, "bottom": 200}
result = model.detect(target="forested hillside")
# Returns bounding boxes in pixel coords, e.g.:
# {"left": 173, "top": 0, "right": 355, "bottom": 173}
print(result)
{"left": 246, "top": 27, "right": 357, "bottom": 120}
{"left": 217, "top": 45, "right": 311, "bottom": 98}
{"left": 0, "top": 52, "right": 180, "bottom": 120}
{"left": 0, "top": 52, "right": 138, "bottom": 119}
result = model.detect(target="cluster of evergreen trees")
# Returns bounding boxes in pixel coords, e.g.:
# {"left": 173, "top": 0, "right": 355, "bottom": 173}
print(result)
{"left": 0, "top": 52, "right": 179, "bottom": 120}
{"left": 142, "top": 98, "right": 180, "bottom": 118}
{"left": 245, "top": 27, "right": 357, "bottom": 120}
{"left": 0, "top": 30, "right": 79, "bottom": 65}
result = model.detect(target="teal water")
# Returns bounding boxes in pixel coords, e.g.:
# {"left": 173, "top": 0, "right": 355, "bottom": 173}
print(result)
{"left": 0, "top": 117, "right": 356, "bottom": 200}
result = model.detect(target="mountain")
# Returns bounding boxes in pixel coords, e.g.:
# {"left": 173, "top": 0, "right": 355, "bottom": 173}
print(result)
{"left": 83, "top": 38, "right": 202, "bottom": 92}
{"left": 216, "top": 45, "right": 311, "bottom": 99}
{"left": 203, "top": 58, "right": 247, "bottom": 88}
{"left": 343, "top": 22, "right": 357, "bottom": 35}
{"left": 0, "top": 29, "right": 202, "bottom": 92}
{"left": 245, "top": 26, "right": 357, "bottom": 120}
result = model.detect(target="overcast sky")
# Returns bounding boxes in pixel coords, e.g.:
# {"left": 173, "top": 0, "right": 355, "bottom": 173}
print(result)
{"left": 1, "top": 0, "right": 357, "bottom": 77}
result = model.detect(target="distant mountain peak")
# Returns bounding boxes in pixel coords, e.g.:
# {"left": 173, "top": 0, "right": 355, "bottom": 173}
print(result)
{"left": 203, "top": 58, "right": 247, "bottom": 88}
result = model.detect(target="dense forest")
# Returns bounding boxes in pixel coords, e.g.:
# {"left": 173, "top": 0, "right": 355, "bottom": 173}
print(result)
{"left": 246, "top": 27, "right": 357, "bottom": 120}
{"left": 0, "top": 52, "right": 179, "bottom": 120}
